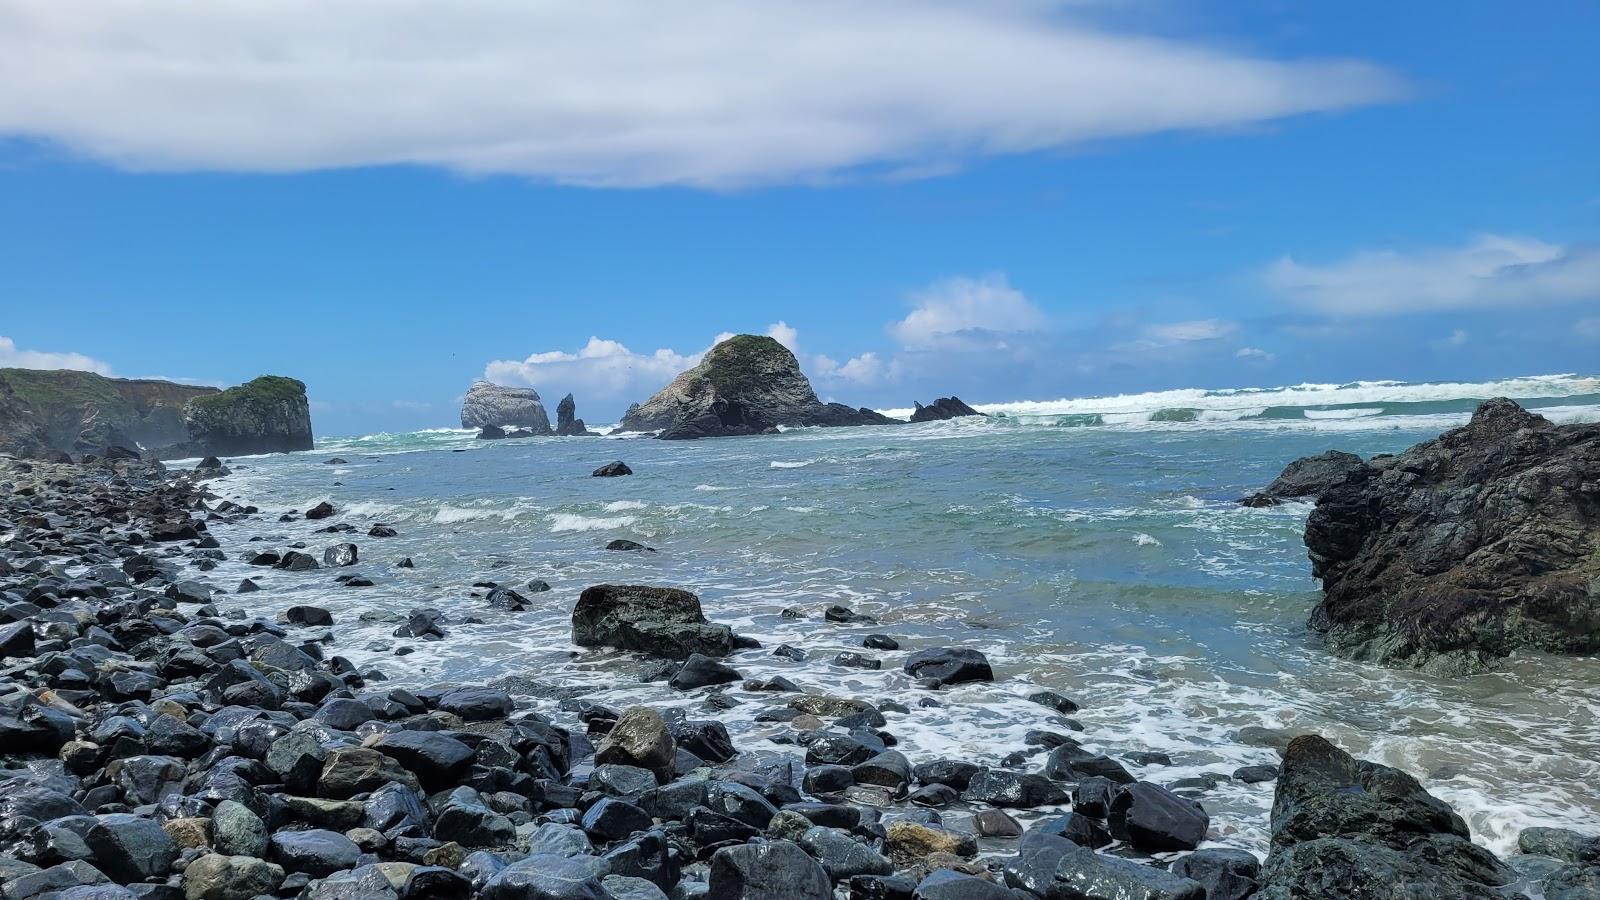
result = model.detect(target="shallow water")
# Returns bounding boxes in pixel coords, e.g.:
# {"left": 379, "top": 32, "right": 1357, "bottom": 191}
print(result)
{"left": 196, "top": 407, "right": 1600, "bottom": 861}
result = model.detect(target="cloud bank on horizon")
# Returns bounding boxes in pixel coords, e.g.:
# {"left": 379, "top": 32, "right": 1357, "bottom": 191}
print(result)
{"left": 0, "top": 0, "right": 1404, "bottom": 188}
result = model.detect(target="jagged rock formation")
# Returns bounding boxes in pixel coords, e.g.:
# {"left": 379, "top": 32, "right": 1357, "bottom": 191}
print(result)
{"left": 556, "top": 393, "right": 596, "bottom": 437}
{"left": 1304, "top": 398, "right": 1600, "bottom": 673}
{"left": 617, "top": 335, "right": 894, "bottom": 438}
{"left": 908, "top": 396, "right": 984, "bottom": 423}
{"left": 1240, "top": 450, "right": 1368, "bottom": 507}
{"left": 179, "top": 376, "right": 313, "bottom": 457}
{"left": 1258, "top": 735, "right": 1513, "bottom": 898}
{"left": 0, "top": 369, "right": 311, "bottom": 459}
{"left": 460, "top": 381, "right": 552, "bottom": 433}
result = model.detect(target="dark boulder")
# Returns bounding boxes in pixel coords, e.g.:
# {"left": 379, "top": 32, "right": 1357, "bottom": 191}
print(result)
{"left": 323, "top": 542, "right": 358, "bottom": 567}
{"left": 556, "top": 395, "right": 595, "bottom": 437}
{"left": 1108, "top": 782, "right": 1209, "bottom": 851}
{"left": 1169, "top": 848, "right": 1260, "bottom": 900}
{"left": 1053, "top": 844, "right": 1205, "bottom": 899}
{"left": 1303, "top": 399, "right": 1600, "bottom": 673}
{"left": 305, "top": 501, "right": 335, "bottom": 520}
{"left": 670, "top": 653, "right": 742, "bottom": 690}
{"left": 268, "top": 828, "right": 361, "bottom": 877}
{"left": 902, "top": 648, "right": 992, "bottom": 685}
{"left": 708, "top": 839, "right": 832, "bottom": 900}
{"left": 1256, "top": 735, "right": 1515, "bottom": 898}
{"left": 571, "top": 584, "right": 736, "bottom": 659}
{"left": 593, "top": 461, "right": 632, "bottom": 477}
{"left": 961, "top": 768, "right": 1067, "bottom": 809}
{"left": 659, "top": 398, "right": 780, "bottom": 440}
{"left": 907, "top": 397, "right": 984, "bottom": 423}
{"left": 481, "top": 853, "right": 608, "bottom": 900}
{"left": 911, "top": 870, "right": 1011, "bottom": 900}
{"left": 1240, "top": 450, "right": 1368, "bottom": 507}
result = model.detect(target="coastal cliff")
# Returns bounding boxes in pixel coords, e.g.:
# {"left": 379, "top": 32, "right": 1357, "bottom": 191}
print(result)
{"left": 1302, "top": 398, "right": 1600, "bottom": 673}
{"left": 618, "top": 334, "right": 895, "bottom": 438}
{"left": 460, "top": 380, "right": 553, "bottom": 433}
{"left": 0, "top": 368, "right": 214, "bottom": 457}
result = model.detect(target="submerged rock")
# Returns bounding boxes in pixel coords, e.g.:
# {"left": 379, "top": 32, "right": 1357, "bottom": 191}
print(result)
{"left": 572, "top": 584, "right": 737, "bottom": 659}
{"left": 460, "top": 380, "right": 553, "bottom": 433}
{"left": 1304, "top": 398, "right": 1600, "bottom": 672}
{"left": 908, "top": 397, "right": 983, "bottom": 423}
{"left": 618, "top": 334, "right": 895, "bottom": 437}
{"left": 1256, "top": 734, "right": 1514, "bottom": 898}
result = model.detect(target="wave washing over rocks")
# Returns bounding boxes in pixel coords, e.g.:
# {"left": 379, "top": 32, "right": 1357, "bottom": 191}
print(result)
{"left": 3, "top": 403, "right": 1599, "bottom": 898}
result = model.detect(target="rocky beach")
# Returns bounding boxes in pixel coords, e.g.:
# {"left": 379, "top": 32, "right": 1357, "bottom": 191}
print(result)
{"left": 4, "top": 383, "right": 1600, "bottom": 899}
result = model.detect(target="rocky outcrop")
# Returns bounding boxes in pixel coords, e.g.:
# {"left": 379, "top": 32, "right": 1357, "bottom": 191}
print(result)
{"left": 0, "top": 369, "right": 214, "bottom": 457}
{"left": 1257, "top": 735, "right": 1513, "bottom": 898}
{"left": 1241, "top": 450, "right": 1368, "bottom": 507}
{"left": 908, "top": 396, "right": 984, "bottom": 423}
{"left": 617, "top": 335, "right": 895, "bottom": 438}
{"left": 1304, "top": 398, "right": 1600, "bottom": 673}
{"left": 179, "top": 376, "right": 313, "bottom": 457}
{"left": 571, "top": 584, "right": 737, "bottom": 659}
{"left": 460, "top": 381, "right": 552, "bottom": 433}
{"left": 0, "top": 369, "right": 312, "bottom": 460}
{"left": 556, "top": 393, "right": 596, "bottom": 436}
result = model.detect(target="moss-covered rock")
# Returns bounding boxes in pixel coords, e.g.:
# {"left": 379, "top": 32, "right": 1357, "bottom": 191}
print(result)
{"left": 182, "top": 375, "right": 313, "bottom": 456}
{"left": 0, "top": 368, "right": 215, "bottom": 457}
{"left": 617, "top": 335, "right": 894, "bottom": 438}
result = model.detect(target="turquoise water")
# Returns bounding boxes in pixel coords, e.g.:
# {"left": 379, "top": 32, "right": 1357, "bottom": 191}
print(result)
{"left": 195, "top": 375, "right": 1600, "bottom": 861}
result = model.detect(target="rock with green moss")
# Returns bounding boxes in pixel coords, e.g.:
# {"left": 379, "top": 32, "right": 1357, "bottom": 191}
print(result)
{"left": 0, "top": 368, "right": 215, "bottom": 458}
{"left": 617, "top": 335, "right": 895, "bottom": 438}
{"left": 181, "top": 376, "right": 313, "bottom": 456}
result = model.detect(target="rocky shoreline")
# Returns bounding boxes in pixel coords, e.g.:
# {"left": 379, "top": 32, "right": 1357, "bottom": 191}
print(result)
{"left": 2, "top": 454, "right": 1596, "bottom": 899}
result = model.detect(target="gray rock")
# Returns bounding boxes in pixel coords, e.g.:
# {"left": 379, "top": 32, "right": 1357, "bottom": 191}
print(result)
{"left": 908, "top": 397, "right": 984, "bottom": 423}
{"left": 572, "top": 584, "right": 736, "bottom": 659}
{"left": 911, "top": 870, "right": 1011, "bottom": 900}
{"left": 461, "top": 381, "right": 553, "bottom": 433}
{"left": 797, "top": 825, "right": 893, "bottom": 880}
{"left": 481, "top": 853, "right": 609, "bottom": 900}
{"left": 212, "top": 799, "right": 269, "bottom": 857}
{"left": 1241, "top": 449, "right": 1368, "bottom": 506}
{"left": 1108, "top": 782, "right": 1209, "bottom": 852}
{"left": 595, "top": 708, "right": 676, "bottom": 783}
{"left": 1053, "top": 844, "right": 1205, "bottom": 899}
{"left": 84, "top": 814, "right": 177, "bottom": 882}
{"left": 902, "top": 648, "right": 992, "bottom": 684}
{"left": 1168, "top": 849, "right": 1260, "bottom": 900}
{"left": 1519, "top": 827, "right": 1600, "bottom": 864}
{"left": 182, "top": 853, "right": 285, "bottom": 900}
{"left": 268, "top": 828, "right": 361, "bottom": 877}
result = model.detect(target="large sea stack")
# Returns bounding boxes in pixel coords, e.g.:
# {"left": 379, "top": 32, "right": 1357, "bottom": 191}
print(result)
{"left": 617, "top": 334, "right": 894, "bottom": 439}
{"left": 0, "top": 369, "right": 312, "bottom": 459}
{"left": 460, "top": 380, "right": 553, "bottom": 433}
{"left": 909, "top": 396, "right": 984, "bottom": 422}
{"left": 1303, "top": 398, "right": 1600, "bottom": 673}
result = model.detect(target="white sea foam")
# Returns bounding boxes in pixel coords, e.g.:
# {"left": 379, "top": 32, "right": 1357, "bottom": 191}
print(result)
{"left": 1303, "top": 407, "right": 1383, "bottom": 419}
{"left": 548, "top": 513, "right": 639, "bottom": 532}
{"left": 603, "top": 500, "right": 648, "bottom": 512}
{"left": 1133, "top": 532, "right": 1161, "bottom": 546}
{"left": 770, "top": 459, "right": 816, "bottom": 469}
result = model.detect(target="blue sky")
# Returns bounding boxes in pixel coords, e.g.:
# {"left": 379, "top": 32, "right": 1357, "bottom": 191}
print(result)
{"left": 1, "top": 1, "right": 1596, "bottom": 436}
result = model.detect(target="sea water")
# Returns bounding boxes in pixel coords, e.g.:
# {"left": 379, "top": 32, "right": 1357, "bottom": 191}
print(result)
{"left": 195, "top": 374, "right": 1600, "bottom": 860}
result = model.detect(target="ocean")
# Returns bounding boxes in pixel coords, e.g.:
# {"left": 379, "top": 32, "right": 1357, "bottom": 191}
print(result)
{"left": 195, "top": 373, "right": 1600, "bottom": 861}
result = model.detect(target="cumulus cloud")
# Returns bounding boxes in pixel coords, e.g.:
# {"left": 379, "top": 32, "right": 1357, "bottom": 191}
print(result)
{"left": 1111, "top": 318, "right": 1238, "bottom": 353}
{"left": 0, "top": 335, "right": 113, "bottom": 374}
{"left": 1235, "top": 346, "right": 1276, "bottom": 361}
{"left": 888, "top": 274, "right": 1047, "bottom": 348}
{"left": 0, "top": 1, "right": 1403, "bottom": 188}
{"left": 1262, "top": 235, "right": 1600, "bottom": 315}
{"left": 813, "top": 352, "right": 897, "bottom": 386}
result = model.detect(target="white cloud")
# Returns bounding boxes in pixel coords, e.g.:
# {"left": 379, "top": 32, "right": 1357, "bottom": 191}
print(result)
{"left": 390, "top": 400, "right": 433, "bottom": 412}
{"left": 1235, "top": 346, "right": 1275, "bottom": 361}
{"left": 0, "top": 2, "right": 1402, "bottom": 188}
{"left": 0, "top": 335, "right": 113, "bottom": 374}
{"left": 813, "top": 352, "right": 897, "bottom": 386}
{"left": 1262, "top": 235, "right": 1600, "bottom": 314}
{"left": 889, "top": 274, "right": 1047, "bottom": 348}
{"left": 1144, "top": 319, "right": 1237, "bottom": 343}
{"left": 486, "top": 336, "right": 703, "bottom": 400}
{"left": 766, "top": 321, "right": 799, "bottom": 353}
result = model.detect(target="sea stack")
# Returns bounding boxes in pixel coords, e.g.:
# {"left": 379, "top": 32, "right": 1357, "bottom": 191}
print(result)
{"left": 909, "top": 396, "right": 984, "bottom": 422}
{"left": 460, "top": 380, "right": 553, "bottom": 434}
{"left": 1303, "top": 398, "right": 1600, "bottom": 673}
{"left": 556, "top": 393, "right": 596, "bottom": 436}
{"left": 617, "top": 334, "right": 895, "bottom": 439}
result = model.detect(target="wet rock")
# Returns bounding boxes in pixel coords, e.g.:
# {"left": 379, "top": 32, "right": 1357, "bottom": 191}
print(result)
{"left": 1233, "top": 764, "right": 1278, "bottom": 784}
{"left": 1519, "top": 827, "right": 1600, "bottom": 864}
{"left": 593, "top": 461, "right": 633, "bottom": 477}
{"left": 595, "top": 708, "right": 676, "bottom": 782}
{"left": 853, "top": 751, "right": 912, "bottom": 792}
{"left": 886, "top": 822, "right": 977, "bottom": 863}
{"left": 825, "top": 605, "right": 877, "bottom": 625}
{"left": 274, "top": 551, "right": 320, "bottom": 571}
{"left": 1169, "top": 848, "right": 1261, "bottom": 900}
{"left": 913, "top": 760, "right": 981, "bottom": 792}
{"left": 437, "top": 686, "right": 514, "bottom": 720}
{"left": 961, "top": 768, "right": 1067, "bottom": 808}
{"left": 581, "top": 797, "right": 652, "bottom": 841}
{"left": 971, "top": 810, "right": 1022, "bottom": 838}
{"left": 603, "top": 874, "right": 668, "bottom": 900}
{"left": 323, "top": 542, "right": 359, "bottom": 566}
{"left": 709, "top": 839, "right": 833, "bottom": 900}
{"left": 269, "top": 828, "right": 361, "bottom": 877}
{"left": 1108, "top": 782, "right": 1209, "bottom": 852}
{"left": 1241, "top": 449, "right": 1368, "bottom": 507}
{"left": 1031, "top": 813, "right": 1111, "bottom": 850}
{"left": 83, "top": 813, "right": 177, "bottom": 882}
{"left": 305, "top": 501, "right": 336, "bottom": 520}
{"left": 670, "top": 719, "right": 737, "bottom": 764}
{"left": 833, "top": 652, "right": 881, "bottom": 670}
{"left": 373, "top": 730, "right": 475, "bottom": 789}
{"left": 670, "top": 653, "right": 743, "bottom": 690}
{"left": 798, "top": 825, "right": 893, "bottom": 880}
{"left": 911, "top": 870, "right": 1011, "bottom": 900}
{"left": 434, "top": 787, "right": 516, "bottom": 846}
{"left": 1303, "top": 400, "right": 1600, "bottom": 672}
{"left": 319, "top": 747, "right": 421, "bottom": 798}
{"left": 481, "top": 853, "right": 608, "bottom": 900}
{"left": 182, "top": 853, "right": 286, "bottom": 900}
{"left": 1044, "top": 744, "right": 1134, "bottom": 785}
{"left": 572, "top": 584, "right": 736, "bottom": 659}
{"left": 1002, "top": 832, "right": 1075, "bottom": 897}
{"left": 1257, "top": 735, "right": 1515, "bottom": 898}
{"left": 908, "top": 397, "right": 984, "bottom": 423}
{"left": 1543, "top": 864, "right": 1600, "bottom": 899}
{"left": 212, "top": 799, "right": 269, "bottom": 857}
{"left": 487, "top": 588, "right": 528, "bottom": 611}
{"left": 902, "top": 648, "right": 992, "bottom": 685}
{"left": 607, "top": 539, "right": 653, "bottom": 551}
{"left": 1053, "top": 844, "right": 1205, "bottom": 899}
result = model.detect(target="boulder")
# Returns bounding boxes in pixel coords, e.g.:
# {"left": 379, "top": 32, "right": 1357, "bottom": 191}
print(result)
{"left": 617, "top": 335, "right": 895, "bottom": 436}
{"left": 902, "top": 648, "right": 993, "bottom": 685}
{"left": 571, "top": 584, "right": 736, "bottom": 659}
{"left": 1304, "top": 399, "right": 1600, "bottom": 672}
{"left": 670, "top": 653, "right": 743, "bottom": 690}
{"left": 481, "top": 853, "right": 608, "bottom": 900}
{"left": 1052, "top": 844, "right": 1205, "bottom": 899}
{"left": 595, "top": 708, "right": 676, "bottom": 782}
{"left": 593, "top": 461, "right": 632, "bottom": 477}
{"left": 373, "top": 730, "right": 475, "bottom": 789}
{"left": 1256, "top": 735, "right": 1515, "bottom": 898}
{"left": 84, "top": 813, "right": 177, "bottom": 882}
{"left": 708, "top": 839, "right": 832, "bottom": 900}
{"left": 1240, "top": 450, "right": 1367, "bottom": 507}
{"left": 908, "top": 397, "right": 984, "bottom": 423}
{"left": 1168, "top": 849, "right": 1260, "bottom": 900}
{"left": 183, "top": 853, "right": 285, "bottom": 900}
{"left": 323, "top": 542, "right": 359, "bottom": 567}
{"left": 1107, "top": 782, "right": 1209, "bottom": 851}
{"left": 268, "top": 828, "right": 361, "bottom": 877}
{"left": 460, "top": 381, "right": 553, "bottom": 433}
{"left": 912, "top": 870, "right": 1012, "bottom": 900}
